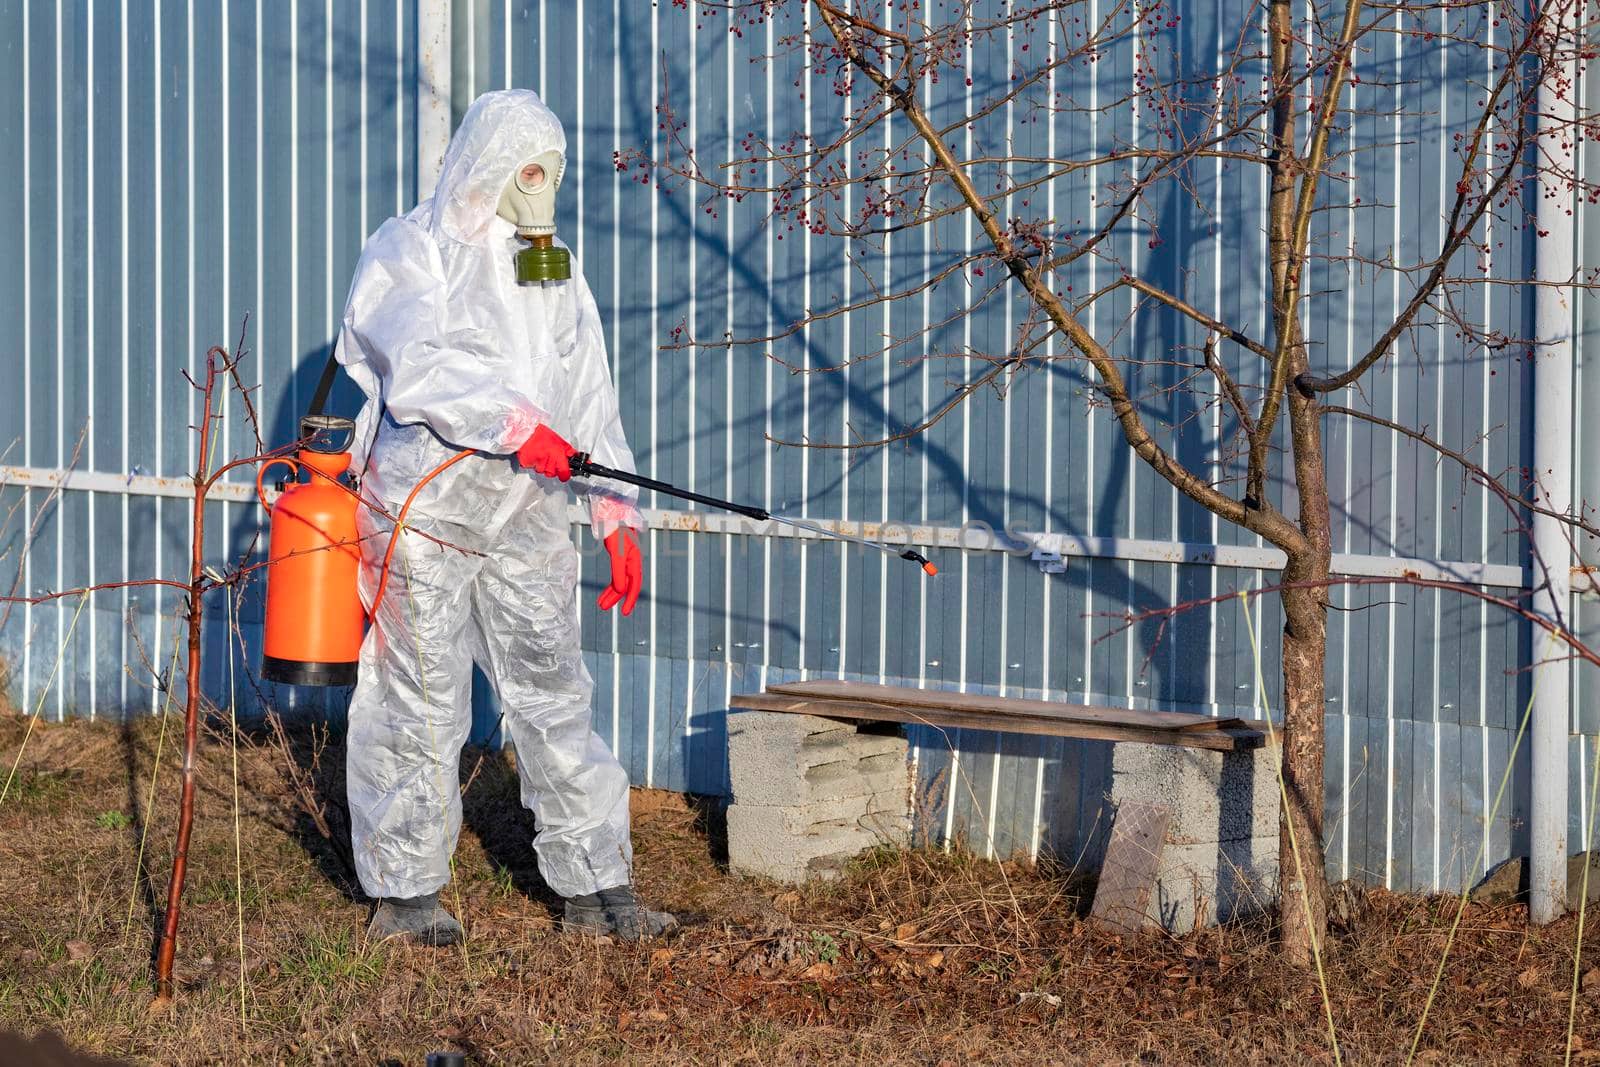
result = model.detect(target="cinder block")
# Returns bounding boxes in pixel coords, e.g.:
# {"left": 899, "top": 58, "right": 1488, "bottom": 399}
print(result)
{"left": 1107, "top": 739, "right": 1280, "bottom": 932}
{"left": 724, "top": 710, "right": 913, "bottom": 883}
{"left": 727, "top": 800, "right": 910, "bottom": 883}
{"left": 726, "top": 801, "right": 910, "bottom": 852}
{"left": 733, "top": 790, "right": 907, "bottom": 834}
{"left": 728, "top": 709, "right": 855, "bottom": 748}
{"left": 1111, "top": 742, "right": 1280, "bottom": 844}
{"left": 728, "top": 711, "right": 908, "bottom": 805}
{"left": 1223, "top": 748, "right": 1284, "bottom": 841}
{"left": 1148, "top": 836, "right": 1279, "bottom": 933}
{"left": 736, "top": 748, "right": 908, "bottom": 807}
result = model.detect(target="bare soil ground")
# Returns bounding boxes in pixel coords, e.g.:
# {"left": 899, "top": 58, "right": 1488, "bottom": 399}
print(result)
{"left": 0, "top": 711, "right": 1595, "bottom": 1065}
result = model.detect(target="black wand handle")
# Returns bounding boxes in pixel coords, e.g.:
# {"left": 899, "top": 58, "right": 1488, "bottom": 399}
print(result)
{"left": 569, "top": 452, "right": 772, "bottom": 522}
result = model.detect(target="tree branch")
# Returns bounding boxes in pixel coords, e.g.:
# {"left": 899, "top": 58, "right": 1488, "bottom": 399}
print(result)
{"left": 1125, "top": 276, "right": 1276, "bottom": 361}
{"left": 810, "top": 0, "right": 1297, "bottom": 546}
{"left": 1251, "top": 0, "right": 1364, "bottom": 503}
{"left": 1295, "top": 31, "right": 1532, "bottom": 395}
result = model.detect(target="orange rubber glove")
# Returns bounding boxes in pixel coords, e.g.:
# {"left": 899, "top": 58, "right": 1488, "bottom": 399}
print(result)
{"left": 599, "top": 528, "right": 643, "bottom": 616}
{"left": 517, "top": 423, "right": 574, "bottom": 481}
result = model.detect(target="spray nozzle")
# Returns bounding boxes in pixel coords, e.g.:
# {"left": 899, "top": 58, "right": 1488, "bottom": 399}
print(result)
{"left": 900, "top": 549, "right": 938, "bottom": 577}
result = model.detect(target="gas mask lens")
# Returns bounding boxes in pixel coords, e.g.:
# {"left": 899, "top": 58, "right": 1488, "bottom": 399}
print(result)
{"left": 515, "top": 161, "right": 551, "bottom": 197}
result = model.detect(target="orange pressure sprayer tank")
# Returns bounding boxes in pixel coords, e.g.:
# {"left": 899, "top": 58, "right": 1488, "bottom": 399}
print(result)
{"left": 257, "top": 416, "right": 364, "bottom": 686}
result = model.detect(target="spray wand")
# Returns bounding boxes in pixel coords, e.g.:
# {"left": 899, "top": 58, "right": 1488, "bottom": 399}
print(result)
{"left": 569, "top": 452, "right": 938, "bottom": 576}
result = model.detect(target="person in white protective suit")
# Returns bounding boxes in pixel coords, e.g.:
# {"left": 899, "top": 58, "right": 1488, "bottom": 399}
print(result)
{"left": 335, "top": 89, "right": 674, "bottom": 945}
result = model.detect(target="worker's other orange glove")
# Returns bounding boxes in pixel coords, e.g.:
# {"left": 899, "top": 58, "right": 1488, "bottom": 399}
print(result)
{"left": 600, "top": 528, "right": 643, "bottom": 616}
{"left": 516, "top": 424, "right": 574, "bottom": 481}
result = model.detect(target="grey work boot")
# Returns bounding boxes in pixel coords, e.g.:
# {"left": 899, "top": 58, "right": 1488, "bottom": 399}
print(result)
{"left": 367, "top": 892, "right": 464, "bottom": 947}
{"left": 562, "top": 885, "right": 677, "bottom": 942}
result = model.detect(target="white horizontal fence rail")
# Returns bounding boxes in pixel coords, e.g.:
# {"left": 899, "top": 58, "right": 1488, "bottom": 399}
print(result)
{"left": 0, "top": 464, "right": 1530, "bottom": 589}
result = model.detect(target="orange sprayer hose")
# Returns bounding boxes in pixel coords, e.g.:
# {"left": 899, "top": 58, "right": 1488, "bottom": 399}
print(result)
{"left": 367, "top": 448, "right": 478, "bottom": 618}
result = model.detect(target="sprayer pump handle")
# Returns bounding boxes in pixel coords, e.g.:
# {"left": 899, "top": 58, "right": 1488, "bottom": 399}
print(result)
{"left": 299, "top": 414, "right": 356, "bottom": 455}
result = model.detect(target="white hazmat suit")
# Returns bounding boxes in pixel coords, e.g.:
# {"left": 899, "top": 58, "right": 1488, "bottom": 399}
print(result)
{"left": 336, "top": 90, "right": 642, "bottom": 903}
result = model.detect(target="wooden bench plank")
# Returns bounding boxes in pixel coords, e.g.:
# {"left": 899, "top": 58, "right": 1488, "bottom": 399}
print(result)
{"left": 729, "top": 692, "right": 1264, "bottom": 752}
{"left": 766, "top": 679, "right": 1251, "bottom": 734}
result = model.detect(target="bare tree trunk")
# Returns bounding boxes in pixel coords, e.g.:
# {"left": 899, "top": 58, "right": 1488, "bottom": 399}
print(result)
{"left": 152, "top": 351, "right": 217, "bottom": 1003}
{"left": 1279, "top": 377, "right": 1333, "bottom": 968}
{"left": 1259, "top": 0, "right": 1345, "bottom": 967}
{"left": 1278, "top": 561, "right": 1330, "bottom": 965}
{"left": 152, "top": 583, "right": 202, "bottom": 1002}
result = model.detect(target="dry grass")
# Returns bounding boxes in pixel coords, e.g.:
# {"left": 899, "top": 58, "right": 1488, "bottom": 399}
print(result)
{"left": 0, "top": 711, "right": 1596, "bottom": 1065}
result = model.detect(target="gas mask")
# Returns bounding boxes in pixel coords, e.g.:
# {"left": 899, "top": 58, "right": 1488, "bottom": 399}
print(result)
{"left": 497, "top": 149, "right": 571, "bottom": 283}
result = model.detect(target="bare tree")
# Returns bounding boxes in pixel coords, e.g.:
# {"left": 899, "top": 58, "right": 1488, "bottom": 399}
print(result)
{"left": 633, "top": 0, "right": 1600, "bottom": 964}
{"left": 0, "top": 331, "right": 469, "bottom": 1002}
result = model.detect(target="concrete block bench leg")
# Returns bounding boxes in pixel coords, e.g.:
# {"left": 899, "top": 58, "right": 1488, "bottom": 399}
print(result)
{"left": 726, "top": 710, "right": 911, "bottom": 883}
{"left": 1109, "top": 741, "right": 1282, "bottom": 933}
